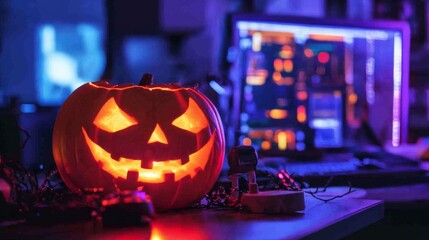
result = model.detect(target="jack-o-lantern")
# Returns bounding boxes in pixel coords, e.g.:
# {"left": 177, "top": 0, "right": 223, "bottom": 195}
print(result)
{"left": 52, "top": 75, "right": 225, "bottom": 211}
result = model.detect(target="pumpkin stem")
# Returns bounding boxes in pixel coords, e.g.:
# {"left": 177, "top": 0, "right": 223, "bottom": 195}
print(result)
{"left": 139, "top": 73, "right": 154, "bottom": 86}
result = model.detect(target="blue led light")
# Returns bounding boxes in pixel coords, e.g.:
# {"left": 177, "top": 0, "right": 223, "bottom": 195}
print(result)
{"left": 20, "top": 104, "right": 37, "bottom": 113}
{"left": 209, "top": 81, "right": 227, "bottom": 95}
{"left": 296, "top": 142, "right": 306, "bottom": 151}
{"left": 296, "top": 131, "right": 305, "bottom": 141}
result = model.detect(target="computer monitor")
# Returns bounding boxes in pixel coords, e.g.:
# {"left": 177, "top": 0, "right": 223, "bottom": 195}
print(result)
{"left": 230, "top": 14, "right": 410, "bottom": 156}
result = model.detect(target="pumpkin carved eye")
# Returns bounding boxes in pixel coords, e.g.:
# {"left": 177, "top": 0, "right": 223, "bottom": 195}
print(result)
{"left": 93, "top": 97, "right": 138, "bottom": 132}
{"left": 172, "top": 98, "right": 209, "bottom": 133}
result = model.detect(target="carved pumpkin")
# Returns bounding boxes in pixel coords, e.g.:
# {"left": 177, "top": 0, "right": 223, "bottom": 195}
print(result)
{"left": 52, "top": 77, "right": 225, "bottom": 211}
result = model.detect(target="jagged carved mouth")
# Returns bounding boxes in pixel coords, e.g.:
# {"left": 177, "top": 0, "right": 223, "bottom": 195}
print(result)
{"left": 81, "top": 128, "right": 216, "bottom": 183}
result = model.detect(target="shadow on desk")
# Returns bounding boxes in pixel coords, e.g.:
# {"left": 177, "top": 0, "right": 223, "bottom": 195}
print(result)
{"left": 0, "top": 196, "right": 383, "bottom": 240}
{"left": 344, "top": 183, "right": 429, "bottom": 240}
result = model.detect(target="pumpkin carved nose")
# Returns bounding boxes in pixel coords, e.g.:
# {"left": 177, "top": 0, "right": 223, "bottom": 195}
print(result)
{"left": 148, "top": 124, "right": 168, "bottom": 144}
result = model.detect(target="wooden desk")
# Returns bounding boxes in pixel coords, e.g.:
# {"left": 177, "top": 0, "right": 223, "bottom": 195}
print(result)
{"left": 0, "top": 196, "right": 383, "bottom": 240}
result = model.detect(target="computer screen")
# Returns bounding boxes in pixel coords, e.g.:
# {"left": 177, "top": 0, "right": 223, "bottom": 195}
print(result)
{"left": 230, "top": 14, "right": 410, "bottom": 156}
{"left": 36, "top": 23, "right": 105, "bottom": 106}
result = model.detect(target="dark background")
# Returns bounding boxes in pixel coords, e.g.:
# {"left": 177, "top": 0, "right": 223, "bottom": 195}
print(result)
{"left": 1, "top": 0, "right": 429, "bottom": 238}
{"left": 2, "top": 0, "right": 429, "bottom": 170}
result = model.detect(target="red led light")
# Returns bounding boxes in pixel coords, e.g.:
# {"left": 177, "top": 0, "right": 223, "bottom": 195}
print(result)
{"left": 318, "top": 52, "right": 330, "bottom": 64}
{"left": 297, "top": 105, "right": 306, "bottom": 123}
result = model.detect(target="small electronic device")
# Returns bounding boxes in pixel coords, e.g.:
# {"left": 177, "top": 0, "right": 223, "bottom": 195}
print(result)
{"left": 228, "top": 145, "right": 258, "bottom": 174}
{"left": 227, "top": 146, "right": 305, "bottom": 214}
{"left": 101, "top": 190, "right": 155, "bottom": 227}
{"left": 228, "top": 146, "right": 259, "bottom": 196}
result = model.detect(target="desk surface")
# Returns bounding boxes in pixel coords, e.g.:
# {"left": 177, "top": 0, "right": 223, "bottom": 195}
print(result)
{"left": 0, "top": 196, "right": 383, "bottom": 240}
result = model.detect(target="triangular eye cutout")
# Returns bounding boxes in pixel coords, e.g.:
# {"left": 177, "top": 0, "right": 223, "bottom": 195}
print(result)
{"left": 172, "top": 98, "right": 209, "bottom": 133}
{"left": 93, "top": 97, "right": 138, "bottom": 132}
{"left": 148, "top": 124, "right": 168, "bottom": 144}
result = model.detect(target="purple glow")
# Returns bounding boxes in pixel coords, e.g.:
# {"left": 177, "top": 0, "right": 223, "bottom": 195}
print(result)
{"left": 392, "top": 33, "right": 402, "bottom": 147}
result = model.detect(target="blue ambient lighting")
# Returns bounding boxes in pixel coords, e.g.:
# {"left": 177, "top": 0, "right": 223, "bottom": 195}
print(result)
{"left": 20, "top": 104, "right": 37, "bottom": 113}
{"left": 37, "top": 23, "right": 105, "bottom": 105}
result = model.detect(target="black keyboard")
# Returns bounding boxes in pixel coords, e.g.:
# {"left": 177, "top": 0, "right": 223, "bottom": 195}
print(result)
{"left": 257, "top": 152, "right": 429, "bottom": 188}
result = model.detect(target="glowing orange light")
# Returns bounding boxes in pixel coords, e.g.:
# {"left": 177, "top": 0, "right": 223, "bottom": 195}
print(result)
{"left": 285, "top": 130, "right": 296, "bottom": 150}
{"left": 172, "top": 98, "right": 209, "bottom": 134}
{"left": 246, "top": 70, "right": 268, "bottom": 85}
{"left": 151, "top": 228, "right": 164, "bottom": 240}
{"left": 248, "top": 130, "right": 264, "bottom": 139}
{"left": 274, "top": 59, "right": 283, "bottom": 71}
{"left": 261, "top": 140, "right": 271, "bottom": 150}
{"left": 297, "top": 105, "right": 307, "bottom": 123}
{"left": 283, "top": 45, "right": 292, "bottom": 51}
{"left": 252, "top": 32, "right": 262, "bottom": 52}
{"left": 273, "top": 130, "right": 281, "bottom": 142}
{"left": 246, "top": 75, "right": 265, "bottom": 85}
{"left": 283, "top": 60, "right": 293, "bottom": 72}
{"left": 318, "top": 52, "right": 330, "bottom": 64}
{"left": 54, "top": 81, "right": 226, "bottom": 212}
{"left": 148, "top": 124, "right": 168, "bottom": 144}
{"left": 81, "top": 127, "right": 216, "bottom": 183}
{"left": 277, "top": 131, "right": 287, "bottom": 150}
{"left": 304, "top": 48, "right": 314, "bottom": 58}
{"left": 272, "top": 72, "right": 282, "bottom": 82}
{"left": 348, "top": 93, "right": 358, "bottom": 104}
{"left": 93, "top": 97, "right": 138, "bottom": 133}
{"left": 269, "top": 109, "right": 288, "bottom": 119}
{"left": 242, "top": 137, "right": 252, "bottom": 146}
{"left": 151, "top": 225, "right": 207, "bottom": 240}
{"left": 309, "top": 34, "right": 344, "bottom": 42}
{"left": 89, "top": 82, "right": 193, "bottom": 92}
{"left": 279, "top": 45, "right": 294, "bottom": 59}
{"left": 296, "top": 91, "right": 308, "bottom": 101}
{"left": 247, "top": 30, "right": 294, "bottom": 43}
{"left": 273, "top": 75, "right": 294, "bottom": 86}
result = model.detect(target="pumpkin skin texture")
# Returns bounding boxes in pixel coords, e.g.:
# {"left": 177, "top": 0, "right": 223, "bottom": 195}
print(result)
{"left": 52, "top": 81, "right": 225, "bottom": 211}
